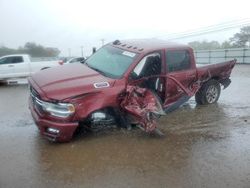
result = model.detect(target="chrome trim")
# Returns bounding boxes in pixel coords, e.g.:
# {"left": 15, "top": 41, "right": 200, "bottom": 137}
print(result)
{"left": 93, "top": 82, "right": 110, "bottom": 88}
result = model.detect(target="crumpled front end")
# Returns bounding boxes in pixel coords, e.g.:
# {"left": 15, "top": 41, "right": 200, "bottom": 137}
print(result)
{"left": 120, "top": 86, "right": 165, "bottom": 133}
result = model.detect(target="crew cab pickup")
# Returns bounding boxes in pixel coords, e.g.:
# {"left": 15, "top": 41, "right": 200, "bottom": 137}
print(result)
{"left": 0, "top": 54, "right": 62, "bottom": 81}
{"left": 28, "top": 39, "right": 236, "bottom": 142}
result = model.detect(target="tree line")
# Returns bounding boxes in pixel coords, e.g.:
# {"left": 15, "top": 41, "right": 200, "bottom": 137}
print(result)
{"left": 0, "top": 42, "right": 60, "bottom": 57}
{"left": 188, "top": 26, "right": 250, "bottom": 50}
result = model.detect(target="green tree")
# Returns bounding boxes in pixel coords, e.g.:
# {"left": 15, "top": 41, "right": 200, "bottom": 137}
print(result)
{"left": 229, "top": 26, "right": 250, "bottom": 47}
{"left": 20, "top": 42, "right": 60, "bottom": 57}
{"left": 0, "top": 47, "right": 18, "bottom": 57}
{"left": 221, "top": 41, "right": 233, "bottom": 49}
{"left": 0, "top": 42, "right": 60, "bottom": 57}
{"left": 188, "top": 40, "right": 221, "bottom": 50}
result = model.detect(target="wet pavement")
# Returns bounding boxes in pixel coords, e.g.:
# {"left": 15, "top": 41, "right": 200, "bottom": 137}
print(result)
{"left": 0, "top": 65, "right": 250, "bottom": 188}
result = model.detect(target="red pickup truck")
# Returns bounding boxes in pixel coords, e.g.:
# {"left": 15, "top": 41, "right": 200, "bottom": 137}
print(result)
{"left": 28, "top": 39, "right": 236, "bottom": 142}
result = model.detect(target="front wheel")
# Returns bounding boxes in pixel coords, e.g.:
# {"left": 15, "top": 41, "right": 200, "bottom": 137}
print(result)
{"left": 195, "top": 79, "right": 221, "bottom": 105}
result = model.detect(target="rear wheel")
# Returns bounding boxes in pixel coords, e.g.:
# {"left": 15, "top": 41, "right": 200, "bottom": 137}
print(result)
{"left": 195, "top": 79, "right": 221, "bottom": 105}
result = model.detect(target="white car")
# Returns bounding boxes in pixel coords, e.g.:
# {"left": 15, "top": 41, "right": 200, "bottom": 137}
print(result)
{"left": 0, "top": 54, "right": 62, "bottom": 81}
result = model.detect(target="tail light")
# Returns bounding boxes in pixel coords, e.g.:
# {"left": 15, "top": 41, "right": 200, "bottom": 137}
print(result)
{"left": 58, "top": 60, "right": 64, "bottom": 65}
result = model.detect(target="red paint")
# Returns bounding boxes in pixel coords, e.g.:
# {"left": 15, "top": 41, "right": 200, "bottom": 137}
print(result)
{"left": 28, "top": 39, "right": 236, "bottom": 142}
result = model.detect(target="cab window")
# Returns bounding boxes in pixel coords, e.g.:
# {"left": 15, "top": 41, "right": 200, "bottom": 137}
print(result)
{"left": 11, "top": 56, "right": 24, "bottom": 63}
{"left": 0, "top": 57, "right": 7, "bottom": 65}
{"left": 130, "top": 52, "right": 162, "bottom": 93}
{"left": 166, "top": 50, "right": 191, "bottom": 72}
{"left": 131, "top": 52, "right": 162, "bottom": 80}
{"left": 0, "top": 56, "right": 23, "bottom": 64}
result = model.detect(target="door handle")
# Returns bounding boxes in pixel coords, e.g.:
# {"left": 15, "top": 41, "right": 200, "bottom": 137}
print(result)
{"left": 8, "top": 65, "right": 14, "bottom": 67}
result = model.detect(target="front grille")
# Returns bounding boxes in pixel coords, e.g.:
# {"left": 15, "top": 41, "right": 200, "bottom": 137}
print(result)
{"left": 30, "top": 86, "right": 39, "bottom": 99}
{"left": 30, "top": 86, "right": 44, "bottom": 114}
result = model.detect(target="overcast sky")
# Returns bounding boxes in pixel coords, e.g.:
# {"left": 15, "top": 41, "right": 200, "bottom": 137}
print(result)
{"left": 0, "top": 0, "right": 249, "bottom": 56}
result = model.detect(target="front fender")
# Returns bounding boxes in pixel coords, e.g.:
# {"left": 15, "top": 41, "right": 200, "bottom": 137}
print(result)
{"left": 71, "top": 87, "right": 124, "bottom": 121}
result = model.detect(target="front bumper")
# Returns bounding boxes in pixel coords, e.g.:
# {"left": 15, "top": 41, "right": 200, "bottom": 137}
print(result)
{"left": 29, "top": 99, "right": 78, "bottom": 142}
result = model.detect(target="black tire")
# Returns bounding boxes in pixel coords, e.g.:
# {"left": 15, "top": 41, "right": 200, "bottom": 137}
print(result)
{"left": 195, "top": 90, "right": 203, "bottom": 105}
{"left": 195, "top": 79, "right": 221, "bottom": 105}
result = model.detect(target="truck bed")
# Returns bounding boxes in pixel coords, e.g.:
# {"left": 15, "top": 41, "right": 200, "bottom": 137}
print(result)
{"left": 196, "top": 60, "right": 236, "bottom": 81}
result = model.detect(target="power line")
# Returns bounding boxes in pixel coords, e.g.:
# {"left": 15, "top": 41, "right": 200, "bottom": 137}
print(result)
{"left": 167, "top": 22, "right": 250, "bottom": 40}
{"left": 170, "top": 19, "right": 250, "bottom": 35}
{"left": 161, "top": 19, "right": 250, "bottom": 38}
{"left": 157, "top": 19, "right": 250, "bottom": 40}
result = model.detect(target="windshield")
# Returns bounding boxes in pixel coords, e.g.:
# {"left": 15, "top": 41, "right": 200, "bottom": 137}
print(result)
{"left": 85, "top": 45, "right": 138, "bottom": 78}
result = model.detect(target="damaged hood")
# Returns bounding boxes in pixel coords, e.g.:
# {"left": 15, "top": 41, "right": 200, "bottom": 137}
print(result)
{"left": 31, "top": 63, "right": 115, "bottom": 100}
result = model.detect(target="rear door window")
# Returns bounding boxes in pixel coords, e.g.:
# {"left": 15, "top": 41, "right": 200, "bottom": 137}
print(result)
{"left": 166, "top": 50, "right": 191, "bottom": 72}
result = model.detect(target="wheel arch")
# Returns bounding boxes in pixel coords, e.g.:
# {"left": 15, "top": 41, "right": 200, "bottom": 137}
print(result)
{"left": 41, "top": 67, "right": 50, "bottom": 70}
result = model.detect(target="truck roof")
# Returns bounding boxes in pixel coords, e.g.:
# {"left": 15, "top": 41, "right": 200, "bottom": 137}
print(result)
{"left": 0, "top": 54, "right": 29, "bottom": 58}
{"left": 110, "top": 39, "right": 191, "bottom": 53}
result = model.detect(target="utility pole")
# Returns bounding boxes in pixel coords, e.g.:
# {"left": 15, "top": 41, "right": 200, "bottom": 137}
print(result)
{"left": 101, "top": 39, "right": 105, "bottom": 46}
{"left": 81, "top": 46, "right": 83, "bottom": 57}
